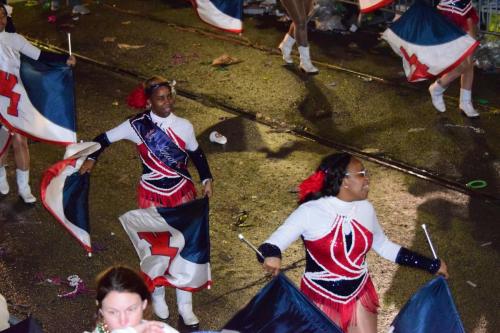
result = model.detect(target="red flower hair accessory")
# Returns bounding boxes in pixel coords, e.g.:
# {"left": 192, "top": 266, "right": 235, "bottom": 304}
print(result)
{"left": 298, "top": 170, "right": 326, "bottom": 202}
{"left": 126, "top": 83, "right": 147, "bottom": 109}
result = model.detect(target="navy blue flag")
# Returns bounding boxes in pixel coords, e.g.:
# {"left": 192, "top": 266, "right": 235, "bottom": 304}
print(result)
{"left": 190, "top": 0, "right": 243, "bottom": 33}
{"left": 389, "top": 276, "right": 465, "bottom": 333}
{"left": 221, "top": 274, "right": 343, "bottom": 333}
{"left": 3, "top": 316, "right": 43, "bottom": 333}
{"left": 120, "top": 197, "right": 212, "bottom": 292}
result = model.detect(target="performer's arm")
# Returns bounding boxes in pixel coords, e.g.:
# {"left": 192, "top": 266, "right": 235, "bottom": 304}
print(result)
{"left": 371, "top": 211, "right": 447, "bottom": 277}
{"left": 188, "top": 148, "right": 212, "bottom": 183}
{"left": 80, "top": 121, "right": 139, "bottom": 174}
{"left": 257, "top": 206, "right": 309, "bottom": 275}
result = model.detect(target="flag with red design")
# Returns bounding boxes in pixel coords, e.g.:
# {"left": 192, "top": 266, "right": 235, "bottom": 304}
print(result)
{"left": 119, "top": 197, "right": 211, "bottom": 291}
{"left": 0, "top": 48, "right": 77, "bottom": 145}
{"left": 382, "top": 1, "right": 478, "bottom": 82}
{"left": 359, "top": 0, "right": 393, "bottom": 13}
{"left": 40, "top": 142, "right": 101, "bottom": 254}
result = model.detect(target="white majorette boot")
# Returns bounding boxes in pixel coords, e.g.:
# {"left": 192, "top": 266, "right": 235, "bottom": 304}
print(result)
{"left": 428, "top": 81, "right": 447, "bottom": 112}
{"left": 0, "top": 166, "right": 9, "bottom": 195}
{"left": 298, "top": 46, "right": 319, "bottom": 74}
{"left": 459, "top": 89, "right": 479, "bottom": 118}
{"left": 152, "top": 286, "right": 169, "bottom": 320}
{"left": 16, "top": 169, "right": 36, "bottom": 203}
{"left": 278, "top": 34, "right": 295, "bottom": 64}
{"left": 177, "top": 289, "right": 199, "bottom": 328}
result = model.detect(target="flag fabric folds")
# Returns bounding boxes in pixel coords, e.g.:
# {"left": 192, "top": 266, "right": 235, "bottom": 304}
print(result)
{"left": 3, "top": 316, "right": 43, "bottom": 333}
{"left": 359, "top": 0, "right": 393, "bottom": 14}
{"left": 388, "top": 276, "right": 465, "bottom": 333}
{"left": 382, "top": 1, "right": 479, "bottom": 82}
{"left": 221, "top": 274, "right": 343, "bottom": 333}
{"left": 0, "top": 49, "right": 76, "bottom": 145}
{"left": 119, "top": 197, "right": 211, "bottom": 292}
{"left": 40, "top": 142, "right": 101, "bottom": 254}
{"left": 190, "top": 0, "right": 243, "bottom": 33}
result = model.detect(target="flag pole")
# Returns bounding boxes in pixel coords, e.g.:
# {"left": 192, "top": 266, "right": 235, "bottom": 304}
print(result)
{"left": 67, "top": 33, "right": 72, "bottom": 56}
{"left": 238, "top": 234, "right": 264, "bottom": 261}
{"left": 421, "top": 224, "right": 438, "bottom": 259}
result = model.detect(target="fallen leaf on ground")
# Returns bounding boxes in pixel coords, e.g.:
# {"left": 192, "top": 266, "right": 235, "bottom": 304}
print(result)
{"left": 121, "top": 21, "right": 131, "bottom": 25}
{"left": 103, "top": 36, "right": 116, "bottom": 42}
{"left": 117, "top": 43, "right": 145, "bottom": 50}
{"left": 212, "top": 54, "right": 242, "bottom": 67}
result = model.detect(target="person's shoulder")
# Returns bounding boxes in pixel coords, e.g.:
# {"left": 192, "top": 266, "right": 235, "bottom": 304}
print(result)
{"left": 171, "top": 113, "right": 194, "bottom": 129}
{"left": 355, "top": 200, "right": 376, "bottom": 215}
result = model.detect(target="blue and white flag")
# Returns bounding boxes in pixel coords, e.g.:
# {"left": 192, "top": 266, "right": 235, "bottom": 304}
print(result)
{"left": 389, "top": 276, "right": 465, "bottom": 333}
{"left": 190, "top": 0, "right": 243, "bottom": 33}
{"left": 221, "top": 274, "right": 343, "bottom": 333}
{"left": 382, "top": 1, "right": 479, "bottom": 82}
{"left": 41, "top": 142, "right": 101, "bottom": 254}
{"left": 119, "top": 197, "right": 211, "bottom": 291}
{"left": 0, "top": 49, "right": 76, "bottom": 145}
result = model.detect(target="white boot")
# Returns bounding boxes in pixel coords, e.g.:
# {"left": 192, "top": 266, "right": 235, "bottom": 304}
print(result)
{"left": 278, "top": 34, "right": 295, "bottom": 64}
{"left": 176, "top": 289, "right": 199, "bottom": 327}
{"left": 428, "top": 81, "right": 447, "bottom": 112}
{"left": 0, "top": 166, "right": 9, "bottom": 195}
{"left": 16, "top": 169, "right": 36, "bottom": 203}
{"left": 152, "top": 287, "right": 169, "bottom": 319}
{"left": 459, "top": 89, "right": 480, "bottom": 118}
{"left": 298, "top": 46, "right": 319, "bottom": 74}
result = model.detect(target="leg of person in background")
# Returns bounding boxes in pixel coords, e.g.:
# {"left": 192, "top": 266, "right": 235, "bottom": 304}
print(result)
{"left": 458, "top": 18, "right": 478, "bottom": 118}
{"left": 280, "top": 0, "right": 318, "bottom": 74}
{"left": 278, "top": 22, "right": 295, "bottom": 64}
{"left": 151, "top": 286, "right": 169, "bottom": 320}
{"left": 429, "top": 17, "right": 478, "bottom": 118}
{"left": 176, "top": 289, "right": 199, "bottom": 328}
{"left": 11, "top": 134, "right": 36, "bottom": 203}
{"left": 0, "top": 141, "right": 11, "bottom": 195}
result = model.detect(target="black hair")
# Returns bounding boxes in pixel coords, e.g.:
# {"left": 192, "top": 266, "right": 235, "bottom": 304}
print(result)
{"left": 300, "top": 152, "right": 352, "bottom": 203}
{"left": 95, "top": 266, "right": 151, "bottom": 309}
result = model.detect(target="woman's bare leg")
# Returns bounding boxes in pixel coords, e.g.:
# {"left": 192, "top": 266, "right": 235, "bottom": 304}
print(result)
{"left": 11, "top": 133, "right": 29, "bottom": 171}
{"left": 280, "top": 0, "right": 309, "bottom": 46}
{"left": 347, "top": 301, "right": 377, "bottom": 333}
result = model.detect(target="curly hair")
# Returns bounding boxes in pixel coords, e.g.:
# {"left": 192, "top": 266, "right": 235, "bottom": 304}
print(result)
{"left": 300, "top": 152, "right": 352, "bottom": 203}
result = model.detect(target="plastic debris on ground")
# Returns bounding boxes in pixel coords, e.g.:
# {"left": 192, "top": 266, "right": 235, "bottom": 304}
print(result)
{"left": 312, "top": 0, "right": 347, "bottom": 31}
{"left": 474, "top": 37, "right": 500, "bottom": 73}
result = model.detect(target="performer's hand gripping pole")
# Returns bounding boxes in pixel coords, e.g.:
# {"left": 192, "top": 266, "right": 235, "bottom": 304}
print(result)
{"left": 238, "top": 234, "right": 264, "bottom": 261}
{"left": 421, "top": 224, "right": 438, "bottom": 259}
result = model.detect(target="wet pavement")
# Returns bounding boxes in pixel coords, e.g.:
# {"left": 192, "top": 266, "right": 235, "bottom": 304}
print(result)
{"left": 0, "top": 0, "right": 499, "bottom": 332}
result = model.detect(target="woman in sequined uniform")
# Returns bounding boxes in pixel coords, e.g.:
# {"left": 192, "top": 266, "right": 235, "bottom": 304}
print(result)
{"left": 258, "top": 152, "right": 448, "bottom": 333}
